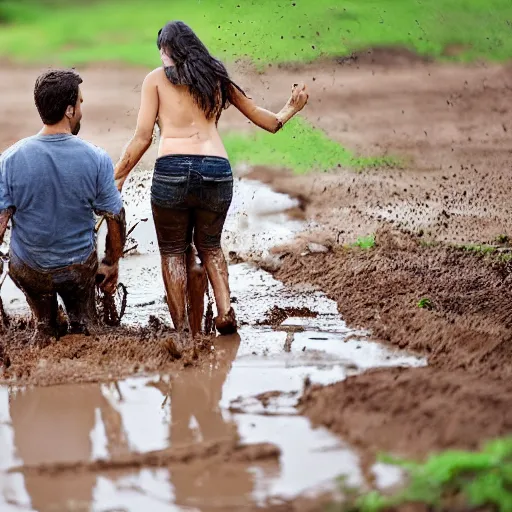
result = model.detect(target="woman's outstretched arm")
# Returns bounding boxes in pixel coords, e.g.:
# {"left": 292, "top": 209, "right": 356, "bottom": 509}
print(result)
{"left": 114, "top": 71, "right": 159, "bottom": 190}
{"left": 229, "top": 83, "right": 309, "bottom": 133}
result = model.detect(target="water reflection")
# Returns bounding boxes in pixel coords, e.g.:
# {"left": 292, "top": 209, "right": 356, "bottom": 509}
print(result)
{"left": 166, "top": 335, "right": 269, "bottom": 509}
{"left": 2, "top": 334, "right": 281, "bottom": 511}
{"left": 8, "top": 384, "right": 126, "bottom": 511}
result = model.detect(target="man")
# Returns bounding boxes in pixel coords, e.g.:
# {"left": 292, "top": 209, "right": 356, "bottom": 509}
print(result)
{"left": 0, "top": 69, "right": 125, "bottom": 344}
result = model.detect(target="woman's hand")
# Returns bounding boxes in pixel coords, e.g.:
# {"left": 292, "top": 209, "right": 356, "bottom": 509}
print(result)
{"left": 115, "top": 175, "right": 126, "bottom": 192}
{"left": 229, "top": 81, "right": 309, "bottom": 133}
{"left": 287, "top": 83, "right": 309, "bottom": 114}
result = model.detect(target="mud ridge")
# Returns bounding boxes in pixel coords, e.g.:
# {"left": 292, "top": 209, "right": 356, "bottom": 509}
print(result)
{"left": 10, "top": 439, "right": 280, "bottom": 476}
{"left": 257, "top": 305, "right": 318, "bottom": 327}
{"left": 0, "top": 321, "right": 215, "bottom": 386}
{"left": 275, "top": 228, "right": 512, "bottom": 377}
{"left": 272, "top": 228, "right": 512, "bottom": 457}
{"left": 299, "top": 366, "right": 512, "bottom": 458}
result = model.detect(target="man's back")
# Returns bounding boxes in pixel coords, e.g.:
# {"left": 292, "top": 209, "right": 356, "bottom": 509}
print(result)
{"left": 0, "top": 134, "right": 121, "bottom": 269}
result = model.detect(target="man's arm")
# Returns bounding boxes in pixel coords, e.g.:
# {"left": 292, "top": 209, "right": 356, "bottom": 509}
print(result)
{"left": 102, "top": 208, "right": 126, "bottom": 266}
{"left": 0, "top": 209, "right": 12, "bottom": 245}
{"left": 0, "top": 157, "right": 14, "bottom": 253}
{"left": 114, "top": 71, "right": 159, "bottom": 190}
{"left": 93, "top": 152, "right": 125, "bottom": 294}
{"left": 229, "top": 83, "right": 309, "bottom": 133}
{"left": 96, "top": 209, "right": 126, "bottom": 295}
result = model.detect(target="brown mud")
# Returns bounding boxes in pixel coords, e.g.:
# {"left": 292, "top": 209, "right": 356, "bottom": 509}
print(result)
{"left": 257, "top": 305, "right": 318, "bottom": 327}
{"left": 2, "top": 52, "right": 512, "bottom": 506}
{"left": 0, "top": 322, "right": 215, "bottom": 386}
{"left": 10, "top": 438, "right": 280, "bottom": 476}
{"left": 250, "top": 55, "right": 512, "bottom": 460}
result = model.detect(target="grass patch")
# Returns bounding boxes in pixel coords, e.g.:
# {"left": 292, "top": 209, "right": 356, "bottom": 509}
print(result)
{"left": 458, "top": 243, "right": 498, "bottom": 255}
{"left": 344, "top": 437, "right": 512, "bottom": 512}
{"left": 0, "top": 0, "right": 511, "bottom": 67}
{"left": 351, "top": 234, "right": 376, "bottom": 250}
{"left": 417, "top": 297, "right": 433, "bottom": 310}
{"left": 495, "top": 234, "right": 510, "bottom": 245}
{"left": 224, "top": 118, "right": 393, "bottom": 173}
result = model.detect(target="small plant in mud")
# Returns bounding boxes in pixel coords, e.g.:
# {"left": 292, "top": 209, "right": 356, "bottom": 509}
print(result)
{"left": 496, "top": 234, "right": 510, "bottom": 245}
{"left": 339, "top": 436, "right": 512, "bottom": 512}
{"left": 352, "top": 235, "right": 376, "bottom": 250}
{"left": 417, "top": 297, "right": 433, "bottom": 310}
{"left": 459, "top": 243, "right": 497, "bottom": 255}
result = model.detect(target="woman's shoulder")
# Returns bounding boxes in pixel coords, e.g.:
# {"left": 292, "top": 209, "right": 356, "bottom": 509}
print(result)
{"left": 145, "top": 67, "right": 166, "bottom": 83}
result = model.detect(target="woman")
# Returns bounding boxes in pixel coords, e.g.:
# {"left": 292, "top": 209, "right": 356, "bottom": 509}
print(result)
{"left": 114, "top": 21, "right": 309, "bottom": 348}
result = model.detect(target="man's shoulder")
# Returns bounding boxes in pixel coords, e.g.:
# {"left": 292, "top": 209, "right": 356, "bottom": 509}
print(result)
{"left": 73, "top": 137, "right": 110, "bottom": 160}
{"left": 0, "top": 136, "right": 37, "bottom": 163}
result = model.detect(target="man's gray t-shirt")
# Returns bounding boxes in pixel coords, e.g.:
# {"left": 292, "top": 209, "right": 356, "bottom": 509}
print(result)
{"left": 0, "top": 134, "right": 122, "bottom": 269}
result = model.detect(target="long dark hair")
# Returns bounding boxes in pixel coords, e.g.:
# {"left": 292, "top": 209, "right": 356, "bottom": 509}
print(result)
{"left": 157, "top": 21, "right": 246, "bottom": 121}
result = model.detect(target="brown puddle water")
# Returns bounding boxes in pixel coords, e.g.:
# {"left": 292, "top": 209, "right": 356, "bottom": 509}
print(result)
{"left": 0, "top": 173, "right": 423, "bottom": 510}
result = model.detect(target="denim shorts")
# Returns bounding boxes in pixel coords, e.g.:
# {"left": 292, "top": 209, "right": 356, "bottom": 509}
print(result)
{"left": 150, "top": 155, "right": 234, "bottom": 255}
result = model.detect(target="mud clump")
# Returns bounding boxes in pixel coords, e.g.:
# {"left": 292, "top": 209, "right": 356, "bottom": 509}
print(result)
{"left": 276, "top": 229, "right": 512, "bottom": 377}
{"left": 0, "top": 321, "right": 216, "bottom": 387}
{"left": 299, "top": 367, "right": 512, "bottom": 458}
{"left": 258, "top": 305, "right": 318, "bottom": 327}
{"left": 273, "top": 229, "right": 512, "bottom": 456}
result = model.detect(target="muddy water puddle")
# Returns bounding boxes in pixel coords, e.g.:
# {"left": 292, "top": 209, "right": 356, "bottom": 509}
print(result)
{"left": 0, "top": 174, "right": 424, "bottom": 510}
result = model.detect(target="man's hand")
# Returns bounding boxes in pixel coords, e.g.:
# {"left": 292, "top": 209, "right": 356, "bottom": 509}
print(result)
{"left": 96, "top": 261, "right": 119, "bottom": 295}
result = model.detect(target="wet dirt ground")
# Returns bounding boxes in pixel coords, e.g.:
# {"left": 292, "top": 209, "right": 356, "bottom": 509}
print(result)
{"left": 1, "top": 51, "right": 512, "bottom": 509}
{"left": 0, "top": 170, "right": 423, "bottom": 509}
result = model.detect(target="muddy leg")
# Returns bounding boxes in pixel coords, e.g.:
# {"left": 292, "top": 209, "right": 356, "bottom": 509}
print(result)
{"left": 161, "top": 253, "right": 191, "bottom": 350}
{"left": 9, "top": 257, "right": 58, "bottom": 344}
{"left": 186, "top": 245, "right": 207, "bottom": 337}
{"left": 60, "top": 285, "right": 98, "bottom": 335}
{"left": 152, "top": 203, "right": 194, "bottom": 353}
{"left": 57, "top": 253, "right": 99, "bottom": 335}
{"left": 24, "top": 292, "right": 59, "bottom": 344}
{"left": 195, "top": 206, "right": 237, "bottom": 336}
{"left": 198, "top": 248, "right": 236, "bottom": 335}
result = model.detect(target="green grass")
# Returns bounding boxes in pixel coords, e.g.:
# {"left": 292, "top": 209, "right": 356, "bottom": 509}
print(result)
{"left": 351, "top": 234, "right": 376, "bottom": 250}
{"left": 343, "top": 437, "right": 512, "bottom": 512}
{"left": 0, "top": 0, "right": 511, "bottom": 67}
{"left": 457, "top": 243, "right": 512, "bottom": 263}
{"left": 458, "top": 243, "right": 498, "bottom": 255}
{"left": 2, "top": 0, "right": 509, "bottom": 174}
{"left": 417, "top": 297, "right": 433, "bottom": 310}
{"left": 224, "top": 118, "right": 393, "bottom": 173}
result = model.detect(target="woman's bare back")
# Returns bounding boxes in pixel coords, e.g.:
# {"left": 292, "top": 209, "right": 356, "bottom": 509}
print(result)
{"left": 153, "top": 68, "right": 228, "bottom": 159}
{"left": 114, "top": 65, "right": 307, "bottom": 190}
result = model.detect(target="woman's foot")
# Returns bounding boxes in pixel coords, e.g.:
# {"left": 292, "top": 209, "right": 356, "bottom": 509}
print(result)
{"left": 30, "top": 325, "right": 57, "bottom": 348}
{"left": 215, "top": 307, "right": 237, "bottom": 335}
{"left": 164, "top": 329, "right": 193, "bottom": 359}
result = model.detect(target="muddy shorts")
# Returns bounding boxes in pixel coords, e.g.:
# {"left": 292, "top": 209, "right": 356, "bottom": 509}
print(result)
{"left": 9, "top": 250, "right": 98, "bottom": 333}
{"left": 151, "top": 154, "right": 233, "bottom": 255}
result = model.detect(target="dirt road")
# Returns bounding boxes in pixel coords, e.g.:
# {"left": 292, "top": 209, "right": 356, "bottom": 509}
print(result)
{"left": 1, "top": 52, "right": 512, "bottom": 508}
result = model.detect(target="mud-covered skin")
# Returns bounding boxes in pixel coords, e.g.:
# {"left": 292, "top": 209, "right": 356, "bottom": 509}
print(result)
{"left": 9, "top": 250, "right": 98, "bottom": 344}
{"left": 96, "top": 207, "right": 126, "bottom": 265}
{"left": 186, "top": 246, "right": 207, "bottom": 337}
{"left": 160, "top": 247, "right": 235, "bottom": 341}
{"left": 160, "top": 245, "right": 208, "bottom": 353}
{"left": 0, "top": 208, "right": 13, "bottom": 330}
{"left": 0, "top": 207, "right": 13, "bottom": 245}
{"left": 96, "top": 208, "right": 127, "bottom": 295}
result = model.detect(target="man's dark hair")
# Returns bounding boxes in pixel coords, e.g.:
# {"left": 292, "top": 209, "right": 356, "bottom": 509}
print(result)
{"left": 34, "top": 69, "right": 83, "bottom": 125}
